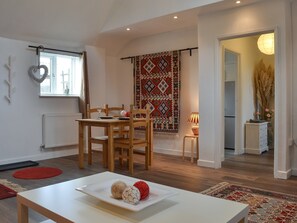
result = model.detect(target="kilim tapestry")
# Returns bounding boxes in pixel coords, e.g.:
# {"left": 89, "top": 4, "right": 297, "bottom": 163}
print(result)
{"left": 134, "top": 51, "right": 180, "bottom": 133}
{"left": 201, "top": 182, "right": 297, "bottom": 223}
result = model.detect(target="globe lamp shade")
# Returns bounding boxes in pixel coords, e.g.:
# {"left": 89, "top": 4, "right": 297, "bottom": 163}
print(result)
{"left": 257, "top": 33, "right": 274, "bottom": 55}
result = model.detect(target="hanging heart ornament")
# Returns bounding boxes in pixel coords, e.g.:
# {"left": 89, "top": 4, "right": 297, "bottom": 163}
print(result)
{"left": 28, "top": 65, "right": 48, "bottom": 83}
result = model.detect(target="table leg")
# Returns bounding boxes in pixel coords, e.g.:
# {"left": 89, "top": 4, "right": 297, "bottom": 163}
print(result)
{"left": 87, "top": 126, "right": 92, "bottom": 165}
{"left": 182, "top": 137, "right": 186, "bottom": 160}
{"left": 191, "top": 139, "right": 194, "bottom": 163}
{"left": 17, "top": 197, "right": 28, "bottom": 223}
{"left": 149, "top": 120, "right": 153, "bottom": 165}
{"left": 196, "top": 137, "right": 199, "bottom": 160}
{"left": 78, "top": 121, "right": 84, "bottom": 169}
{"left": 108, "top": 124, "right": 114, "bottom": 172}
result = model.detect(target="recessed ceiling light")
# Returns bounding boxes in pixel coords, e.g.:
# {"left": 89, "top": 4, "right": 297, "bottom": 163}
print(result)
{"left": 126, "top": 28, "right": 131, "bottom": 31}
{"left": 173, "top": 16, "right": 178, "bottom": 19}
{"left": 236, "top": 0, "right": 241, "bottom": 4}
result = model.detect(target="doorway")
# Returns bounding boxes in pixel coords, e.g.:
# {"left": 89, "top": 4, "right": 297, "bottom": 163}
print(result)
{"left": 220, "top": 33, "right": 275, "bottom": 164}
{"left": 224, "top": 50, "right": 240, "bottom": 154}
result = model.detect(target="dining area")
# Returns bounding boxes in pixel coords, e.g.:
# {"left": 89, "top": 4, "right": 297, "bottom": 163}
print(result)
{"left": 76, "top": 104, "right": 154, "bottom": 174}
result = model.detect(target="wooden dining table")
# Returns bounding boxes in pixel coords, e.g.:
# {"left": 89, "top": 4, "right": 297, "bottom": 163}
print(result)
{"left": 76, "top": 118, "right": 153, "bottom": 172}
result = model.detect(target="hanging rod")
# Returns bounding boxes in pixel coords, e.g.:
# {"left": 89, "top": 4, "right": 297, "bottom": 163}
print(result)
{"left": 120, "top": 46, "right": 198, "bottom": 61}
{"left": 28, "top": 45, "right": 83, "bottom": 55}
{"left": 179, "top": 47, "right": 198, "bottom": 56}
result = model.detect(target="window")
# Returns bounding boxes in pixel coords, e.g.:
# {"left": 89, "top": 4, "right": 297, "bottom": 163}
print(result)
{"left": 40, "top": 52, "right": 82, "bottom": 96}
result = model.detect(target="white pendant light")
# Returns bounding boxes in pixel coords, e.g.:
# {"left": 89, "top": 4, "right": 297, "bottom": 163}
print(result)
{"left": 257, "top": 33, "right": 274, "bottom": 55}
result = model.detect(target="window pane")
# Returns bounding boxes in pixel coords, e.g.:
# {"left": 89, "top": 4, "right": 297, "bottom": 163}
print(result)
{"left": 40, "top": 52, "right": 82, "bottom": 96}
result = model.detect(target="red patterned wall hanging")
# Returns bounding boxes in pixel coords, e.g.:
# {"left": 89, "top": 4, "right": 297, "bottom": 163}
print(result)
{"left": 134, "top": 51, "right": 180, "bottom": 133}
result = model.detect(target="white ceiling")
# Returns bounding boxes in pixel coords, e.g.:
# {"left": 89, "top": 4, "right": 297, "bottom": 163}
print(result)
{"left": 0, "top": 0, "right": 266, "bottom": 55}
{"left": 0, "top": 0, "right": 116, "bottom": 47}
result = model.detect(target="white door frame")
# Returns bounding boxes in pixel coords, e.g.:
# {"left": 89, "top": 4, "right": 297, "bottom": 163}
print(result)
{"left": 214, "top": 28, "right": 279, "bottom": 176}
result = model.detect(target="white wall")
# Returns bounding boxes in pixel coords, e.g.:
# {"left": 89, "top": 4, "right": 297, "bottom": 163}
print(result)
{"left": 292, "top": 0, "right": 297, "bottom": 175}
{"left": 198, "top": 0, "right": 293, "bottom": 178}
{"left": 106, "top": 27, "right": 199, "bottom": 156}
{"left": 86, "top": 46, "right": 106, "bottom": 107}
{"left": 0, "top": 37, "right": 107, "bottom": 164}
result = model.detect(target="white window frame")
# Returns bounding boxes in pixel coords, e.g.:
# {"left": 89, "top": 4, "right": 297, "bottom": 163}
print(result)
{"left": 39, "top": 51, "right": 82, "bottom": 97}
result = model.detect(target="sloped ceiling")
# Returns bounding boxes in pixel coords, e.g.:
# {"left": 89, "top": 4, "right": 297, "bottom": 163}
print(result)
{"left": 101, "top": 0, "right": 222, "bottom": 32}
{"left": 0, "top": 0, "right": 116, "bottom": 47}
{"left": 0, "top": 0, "right": 265, "bottom": 55}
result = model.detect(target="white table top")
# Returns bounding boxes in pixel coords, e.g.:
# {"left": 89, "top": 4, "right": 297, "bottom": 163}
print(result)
{"left": 18, "top": 172, "right": 248, "bottom": 223}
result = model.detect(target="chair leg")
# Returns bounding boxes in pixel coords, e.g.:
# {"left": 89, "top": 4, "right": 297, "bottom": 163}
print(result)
{"left": 129, "top": 149, "right": 134, "bottom": 175}
{"left": 88, "top": 140, "right": 92, "bottom": 165}
{"left": 126, "top": 149, "right": 129, "bottom": 168}
{"left": 182, "top": 137, "right": 186, "bottom": 161}
{"left": 145, "top": 146, "right": 149, "bottom": 170}
{"left": 102, "top": 143, "right": 108, "bottom": 168}
{"left": 119, "top": 148, "right": 123, "bottom": 167}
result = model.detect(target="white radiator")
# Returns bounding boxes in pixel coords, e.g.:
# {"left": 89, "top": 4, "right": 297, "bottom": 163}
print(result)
{"left": 42, "top": 113, "right": 82, "bottom": 149}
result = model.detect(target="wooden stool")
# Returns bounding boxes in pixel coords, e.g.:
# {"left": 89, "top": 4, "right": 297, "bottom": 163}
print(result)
{"left": 183, "top": 134, "right": 199, "bottom": 163}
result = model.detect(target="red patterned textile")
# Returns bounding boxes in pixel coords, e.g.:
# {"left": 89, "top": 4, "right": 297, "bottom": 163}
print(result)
{"left": 202, "top": 182, "right": 297, "bottom": 223}
{"left": 134, "top": 51, "right": 180, "bottom": 133}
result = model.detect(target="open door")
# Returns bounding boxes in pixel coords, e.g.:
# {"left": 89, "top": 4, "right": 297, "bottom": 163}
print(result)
{"left": 223, "top": 49, "right": 241, "bottom": 158}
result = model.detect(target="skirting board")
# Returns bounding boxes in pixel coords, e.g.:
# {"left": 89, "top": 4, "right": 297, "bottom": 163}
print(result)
{"left": 245, "top": 146, "right": 269, "bottom": 154}
{"left": 198, "top": 159, "right": 216, "bottom": 168}
{"left": 0, "top": 149, "right": 78, "bottom": 165}
{"left": 292, "top": 168, "right": 297, "bottom": 176}
{"left": 275, "top": 169, "right": 292, "bottom": 179}
{"left": 154, "top": 148, "right": 183, "bottom": 156}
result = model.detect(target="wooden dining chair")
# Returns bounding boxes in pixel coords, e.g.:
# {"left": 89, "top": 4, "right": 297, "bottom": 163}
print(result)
{"left": 113, "top": 105, "right": 150, "bottom": 174}
{"left": 87, "top": 104, "right": 108, "bottom": 166}
{"left": 87, "top": 104, "right": 128, "bottom": 167}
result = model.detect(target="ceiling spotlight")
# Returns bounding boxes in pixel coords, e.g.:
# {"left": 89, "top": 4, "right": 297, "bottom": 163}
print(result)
{"left": 236, "top": 0, "right": 241, "bottom": 3}
{"left": 126, "top": 28, "right": 131, "bottom": 31}
{"left": 173, "top": 16, "right": 178, "bottom": 19}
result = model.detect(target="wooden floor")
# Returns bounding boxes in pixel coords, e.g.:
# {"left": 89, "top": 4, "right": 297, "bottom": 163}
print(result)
{"left": 1, "top": 149, "right": 297, "bottom": 223}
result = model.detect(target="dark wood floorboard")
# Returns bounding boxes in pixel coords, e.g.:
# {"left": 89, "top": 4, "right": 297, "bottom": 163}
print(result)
{"left": 0, "top": 149, "right": 296, "bottom": 223}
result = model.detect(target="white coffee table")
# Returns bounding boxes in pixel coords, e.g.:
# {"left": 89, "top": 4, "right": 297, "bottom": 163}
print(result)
{"left": 17, "top": 172, "right": 249, "bottom": 223}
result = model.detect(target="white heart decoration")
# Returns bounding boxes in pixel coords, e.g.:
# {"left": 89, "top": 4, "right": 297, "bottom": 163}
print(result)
{"left": 28, "top": 65, "right": 48, "bottom": 83}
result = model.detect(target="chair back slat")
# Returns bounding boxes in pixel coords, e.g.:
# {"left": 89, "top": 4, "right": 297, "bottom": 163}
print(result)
{"left": 128, "top": 105, "right": 150, "bottom": 145}
{"left": 133, "top": 121, "right": 147, "bottom": 128}
{"left": 106, "top": 104, "right": 125, "bottom": 117}
{"left": 86, "top": 104, "right": 107, "bottom": 119}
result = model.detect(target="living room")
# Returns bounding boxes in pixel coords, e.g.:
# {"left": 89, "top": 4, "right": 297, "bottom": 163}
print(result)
{"left": 0, "top": 0, "right": 297, "bottom": 222}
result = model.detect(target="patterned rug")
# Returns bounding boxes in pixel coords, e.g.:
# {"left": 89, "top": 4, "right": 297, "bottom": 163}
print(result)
{"left": 0, "top": 179, "right": 26, "bottom": 200}
{"left": 134, "top": 50, "right": 180, "bottom": 133}
{"left": 201, "top": 182, "right": 297, "bottom": 223}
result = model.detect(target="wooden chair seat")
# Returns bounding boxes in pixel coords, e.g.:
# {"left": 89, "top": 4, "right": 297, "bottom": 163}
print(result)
{"left": 91, "top": 136, "right": 109, "bottom": 141}
{"left": 91, "top": 135, "right": 121, "bottom": 142}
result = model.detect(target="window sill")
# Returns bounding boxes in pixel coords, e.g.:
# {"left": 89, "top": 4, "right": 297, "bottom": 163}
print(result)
{"left": 39, "top": 94, "right": 80, "bottom": 98}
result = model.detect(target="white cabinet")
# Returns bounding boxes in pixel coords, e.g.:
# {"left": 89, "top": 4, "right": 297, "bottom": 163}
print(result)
{"left": 245, "top": 122, "right": 268, "bottom": 154}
